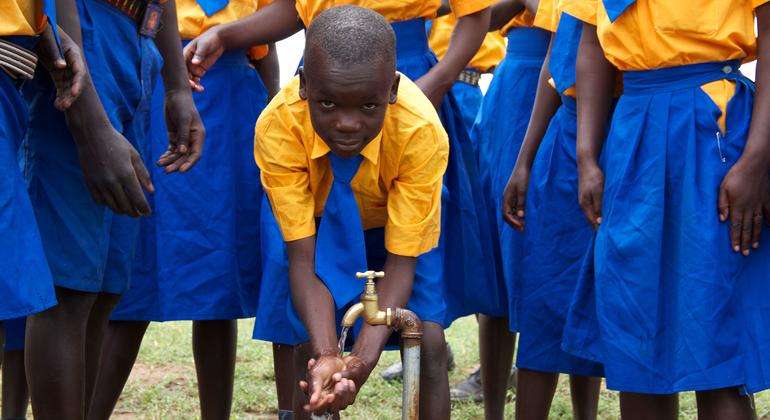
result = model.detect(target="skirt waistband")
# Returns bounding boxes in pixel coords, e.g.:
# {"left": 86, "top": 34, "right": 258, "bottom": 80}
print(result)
{"left": 506, "top": 27, "right": 550, "bottom": 59}
{"left": 622, "top": 60, "right": 748, "bottom": 95}
{"left": 391, "top": 18, "right": 430, "bottom": 59}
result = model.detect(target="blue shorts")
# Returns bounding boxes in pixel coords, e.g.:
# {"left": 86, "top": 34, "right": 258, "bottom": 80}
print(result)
{"left": 20, "top": 0, "right": 162, "bottom": 294}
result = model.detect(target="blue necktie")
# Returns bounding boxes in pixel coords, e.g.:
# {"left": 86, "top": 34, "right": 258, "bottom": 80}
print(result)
{"left": 41, "top": 0, "right": 62, "bottom": 55}
{"left": 196, "top": 0, "right": 229, "bottom": 17}
{"left": 603, "top": 0, "right": 635, "bottom": 22}
{"left": 315, "top": 153, "right": 368, "bottom": 309}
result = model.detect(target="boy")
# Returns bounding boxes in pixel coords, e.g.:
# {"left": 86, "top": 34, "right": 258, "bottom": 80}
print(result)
{"left": 20, "top": 0, "right": 204, "bottom": 417}
{"left": 254, "top": 6, "right": 449, "bottom": 418}
{"left": 561, "top": 0, "right": 770, "bottom": 418}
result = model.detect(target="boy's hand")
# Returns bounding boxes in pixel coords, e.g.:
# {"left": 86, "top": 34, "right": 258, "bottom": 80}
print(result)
{"left": 299, "top": 355, "right": 350, "bottom": 414}
{"left": 718, "top": 159, "right": 770, "bottom": 256}
{"left": 578, "top": 161, "right": 604, "bottom": 230}
{"left": 157, "top": 89, "right": 205, "bottom": 173}
{"left": 36, "top": 25, "right": 85, "bottom": 111}
{"left": 502, "top": 165, "right": 531, "bottom": 230}
{"left": 73, "top": 122, "right": 154, "bottom": 217}
{"left": 183, "top": 28, "right": 225, "bottom": 91}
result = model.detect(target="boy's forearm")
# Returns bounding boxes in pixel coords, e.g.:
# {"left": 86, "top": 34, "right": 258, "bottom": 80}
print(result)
{"left": 287, "top": 237, "right": 340, "bottom": 358}
{"left": 350, "top": 254, "right": 416, "bottom": 368}
{"left": 155, "top": 1, "right": 190, "bottom": 91}
{"left": 515, "top": 39, "right": 561, "bottom": 170}
{"left": 489, "top": 0, "right": 524, "bottom": 32}
{"left": 218, "top": 0, "right": 303, "bottom": 51}
{"left": 428, "top": 7, "right": 491, "bottom": 89}
{"left": 575, "top": 23, "right": 615, "bottom": 167}
{"left": 743, "top": 4, "right": 770, "bottom": 171}
{"left": 254, "top": 43, "right": 280, "bottom": 100}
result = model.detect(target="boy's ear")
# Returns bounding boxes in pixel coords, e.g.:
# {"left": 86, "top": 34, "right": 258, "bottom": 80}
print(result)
{"left": 389, "top": 72, "right": 400, "bottom": 104}
{"left": 299, "top": 67, "right": 307, "bottom": 100}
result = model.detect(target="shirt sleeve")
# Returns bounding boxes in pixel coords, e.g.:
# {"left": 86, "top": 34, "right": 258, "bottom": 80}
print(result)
{"left": 559, "top": 0, "right": 597, "bottom": 25}
{"left": 533, "top": 0, "right": 559, "bottom": 32}
{"left": 385, "top": 125, "right": 449, "bottom": 257}
{"left": 254, "top": 108, "right": 317, "bottom": 242}
{"left": 449, "top": 0, "right": 494, "bottom": 17}
{"left": 755, "top": 0, "right": 770, "bottom": 8}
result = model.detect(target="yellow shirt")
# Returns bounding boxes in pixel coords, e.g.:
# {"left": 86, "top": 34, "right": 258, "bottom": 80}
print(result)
{"left": 295, "top": 0, "right": 494, "bottom": 26}
{"left": 500, "top": 10, "right": 536, "bottom": 35}
{"left": 177, "top": 0, "right": 271, "bottom": 39}
{"left": 429, "top": 14, "right": 505, "bottom": 72}
{"left": 254, "top": 76, "right": 449, "bottom": 257}
{"left": 0, "top": 0, "right": 46, "bottom": 37}
{"left": 560, "top": 0, "right": 769, "bottom": 71}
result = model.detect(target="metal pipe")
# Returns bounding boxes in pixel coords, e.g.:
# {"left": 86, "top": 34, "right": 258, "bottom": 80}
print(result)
{"left": 392, "top": 308, "right": 422, "bottom": 420}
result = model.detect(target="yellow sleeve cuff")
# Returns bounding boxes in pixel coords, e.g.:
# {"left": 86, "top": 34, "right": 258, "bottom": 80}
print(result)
{"left": 559, "top": 0, "right": 597, "bottom": 25}
{"left": 450, "top": 0, "right": 494, "bottom": 17}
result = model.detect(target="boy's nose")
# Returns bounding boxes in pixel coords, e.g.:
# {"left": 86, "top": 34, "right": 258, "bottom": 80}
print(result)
{"left": 335, "top": 114, "right": 362, "bottom": 132}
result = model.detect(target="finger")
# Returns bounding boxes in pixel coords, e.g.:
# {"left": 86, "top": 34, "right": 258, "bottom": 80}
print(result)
{"left": 581, "top": 193, "right": 597, "bottom": 230}
{"left": 299, "top": 380, "right": 308, "bottom": 393}
{"left": 501, "top": 186, "right": 519, "bottom": 228}
{"left": 99, "top": 186, "right": 119, "bottom": 214}
{"left": 157, "top": 150, "right": 182, "bottom": 167}
{"left": 594, "top": 188, "right": 603, "bottom": 226}
{"left": 132, "top": 152, "right": 155, "bottom": 194}
{"left": 39, "top": 25, "right": 65, "bottom": 69}
{"left": 741, "top": 209, "right": 753, "bottom": 256}
{"left": 307, "top": 359, "right": 316, "bottom": 370}
{"left": 164, "top": 155, "right": 189, "bottom": 174}
{"left": 109, "top": 183, "right": 138, "bottom": 217}
{"left": 730, "top": 210, "right": 744, "bottom": 253}
{"left": 123, "top": 164, "right": 151, "bottom": 216}
{"left": 751, "top": 209, "right": 762, "bottom": 249}
{"left": 718, "top": 186, "right": 730, "bottom": 222}
{"left": 172, "top": 115, "right": 192, "bottom": 154}
{"left": 87, "top": 183, "right": 107, "bottom": 207}
{"left": 179, "top": 126, "right": 204, "bottom": 172}
{"left": 62, "top": 47, "right": 85, "bottom": 101}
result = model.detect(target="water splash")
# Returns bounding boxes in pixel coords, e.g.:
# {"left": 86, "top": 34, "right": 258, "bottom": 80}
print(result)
{"left": 338, "top": 326, "right": 350, "bottom": 357}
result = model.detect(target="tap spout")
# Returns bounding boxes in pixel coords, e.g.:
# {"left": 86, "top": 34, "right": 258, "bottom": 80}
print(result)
{"left": 341, "top": 302, "right": 364, "bottom": 328}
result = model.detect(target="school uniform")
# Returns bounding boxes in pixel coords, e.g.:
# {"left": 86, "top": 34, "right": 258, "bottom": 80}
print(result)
{"left": 2, "top": 318, "right": 26, "bottom": 351}
{"left": 469, "top": 10, "right": 550, "bottom": 325}
{"left": 0, "top": 0, "right": 57, "bottom": 320}
{"left": 253, "top": 76, "right": 448, "bottom": 343}
{"left": 110, "top": 0, "right": 269, "bottom": 322}
{"left": 427, "top": 14, "right": 506, "bottom": 130}
{"left": 561, "top": 0, "right": 770, "bottom": 394}
{"left": 21, "top": 0, "right": 162, "bottom": 295}
{"left": 513, "top": 4, "right": 603, "bottom": 378}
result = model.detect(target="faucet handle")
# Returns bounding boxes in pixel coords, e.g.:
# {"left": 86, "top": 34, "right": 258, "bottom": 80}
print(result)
{"left": 356, "top": 270, "right": 385, "bottom": 280}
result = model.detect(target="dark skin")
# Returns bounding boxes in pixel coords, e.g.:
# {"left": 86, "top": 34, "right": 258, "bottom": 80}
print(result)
{"left": 503, "top": 39, "right": 601, "bottom": 420}
{"left": 2, "top": 349, "right": 29, "bottom": 418}
{"left": 576, "top": 5, "right": 770, "bottom": 419}
{"left": 489, "top": 0, "right": 524, "bottom": 32}
{"left": 183, "top": 1, "right": 489, "bottom": 110}
{"left": 253, "top": 43, "right": 281, "bottom": 100}
{"left": 282, "top": 57, "right": 448, "bottom": 418}
{"left": 478, "top": 314, "right": 515, "bottom": 420}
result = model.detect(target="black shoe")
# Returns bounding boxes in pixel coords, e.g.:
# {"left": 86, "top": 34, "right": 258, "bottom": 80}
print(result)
{"left": 380, "top": 342, "right": 455, "bottom": 382}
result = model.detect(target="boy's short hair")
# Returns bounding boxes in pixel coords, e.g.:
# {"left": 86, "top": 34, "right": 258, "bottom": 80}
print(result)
{"left": 304, "top": 6, "right": 396, "bottom": 71}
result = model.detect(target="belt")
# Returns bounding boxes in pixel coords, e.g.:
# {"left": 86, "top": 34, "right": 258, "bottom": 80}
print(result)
{"left": 458, "top": 68, "right": 482, "bottom": 86}
{"left": 100, "top": 0, "right": 164, "bottom": 38}
{"left": 622, "top": 60, "right": 751, "bottom": 96}
{"left": 0, "top": 38, "right": 37, "bottom": 81}
{"left": 102, "top": 0, "right": 148, "bottom": 22}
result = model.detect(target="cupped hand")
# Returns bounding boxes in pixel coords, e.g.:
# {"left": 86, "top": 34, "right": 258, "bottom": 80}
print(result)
{"left": 157, "top": 89, "right": 205, "bottom": 173}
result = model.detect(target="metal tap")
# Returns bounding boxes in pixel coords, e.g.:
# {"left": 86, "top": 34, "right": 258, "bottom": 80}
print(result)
{"left": 341, "top": 271, "right": 389, "bottom": 327}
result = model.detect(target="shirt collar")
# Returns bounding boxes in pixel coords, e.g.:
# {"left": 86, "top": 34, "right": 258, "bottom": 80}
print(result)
{"left": 310, "top": 130, "right": 383, "bottom": 166}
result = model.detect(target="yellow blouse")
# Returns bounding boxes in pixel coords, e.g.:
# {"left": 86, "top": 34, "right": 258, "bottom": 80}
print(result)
{"left": 500, "top": 10, "right": 536, "bottom": 35}
{"left": 0, "top": 0, "right": 45, "bottom": 37}
{"left": 177, "top": 0, "right": 271, "bottom": 40}
{"left": 254, "top": 76, "right": 449, "bottom": 257}
{"left": 560, "top": 0, "right": 770, "bottom": 71}
{"left": 429, "top": 14, "right": 505, "bottom": 72}
{"left": 295, "top": 0, "right": 494, "bottom": 26}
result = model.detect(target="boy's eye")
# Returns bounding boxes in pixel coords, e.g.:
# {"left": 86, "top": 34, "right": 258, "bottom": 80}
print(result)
{"left": 362, "top": 103, "right": 377, "bottom": 110}
{"left": 319, "top": 100, "right": 335, "bottom": 109}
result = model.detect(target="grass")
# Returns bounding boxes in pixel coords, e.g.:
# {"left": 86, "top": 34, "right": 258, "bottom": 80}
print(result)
{"left": 101, "top": 316, "right": 770, "bottom": 419}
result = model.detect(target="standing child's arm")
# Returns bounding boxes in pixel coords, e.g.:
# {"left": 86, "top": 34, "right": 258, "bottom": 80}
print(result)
{"left": 416, "top": 6, "right": 491, "bottom": 108}
{"left": 153, "top": 0, "right": 206, "bottom": 173}
{"left": 502, "top": 38, "right": 561, "bottom": 230}
{"left": 55, "top": 0, "right": 155, "bottom": 217}
{"left": 254, "top": 43, "right": 281, "bottom": 101}
{"left": 717, "top": 3, "right": 770, "bottom": 255}
{"left": 489, "top": 0, "right": 524, "bottom": 31}
{"left": 35, "top": 25, "right": 85, "bottom": 111}
{"left": 575, "top": 23, "right": 616, "bottom": 230}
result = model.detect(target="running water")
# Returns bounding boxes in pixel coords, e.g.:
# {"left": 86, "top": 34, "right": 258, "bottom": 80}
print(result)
{"left": 338, "top": 326, "right": 350, "bottom": 357}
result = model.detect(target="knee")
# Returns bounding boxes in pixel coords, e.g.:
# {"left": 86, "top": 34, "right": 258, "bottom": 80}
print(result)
{"left": 418, "top": 322, "right": 447, "bottom": 380}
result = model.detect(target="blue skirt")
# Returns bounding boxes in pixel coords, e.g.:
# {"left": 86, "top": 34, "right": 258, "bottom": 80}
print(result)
{"left": 562, "top": 61, "right": 770, "bottom": 394}
{"left": 469, "top": 27, "right": 550, "bottom": 324}
{"left": 451, "top": 79, "right": 483, "bottom": 134}
{"left": 515, "top": 98, "right": 603, "bottom": 377}
{"left": 21, "top": 0, "right": 161, "bottom": 295}
{"left": 111, "top": 47, "right": 267, "bottom": 321}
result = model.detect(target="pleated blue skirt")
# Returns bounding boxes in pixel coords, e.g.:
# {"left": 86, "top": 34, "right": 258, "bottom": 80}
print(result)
{"left": 515, "top": 98, "right": 603, "bottom": 377}
{"left": 562, "top": 61, "right": 770, "bottom": 394}
{"left": 451, "top": 79, "right": 483, "bottom": 134}
{"left": 469, "top": 27, "right": 550, "bottom": 325}
{"left": 111, "top": 47, "right": 267, "bottom": 321}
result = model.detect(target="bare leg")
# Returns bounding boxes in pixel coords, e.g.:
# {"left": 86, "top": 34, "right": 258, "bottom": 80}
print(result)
{"left": 514, "top": 368, "right": 559, "bottom": 420}
{"left": 193, "top": 320, "right": 237, "bottom": 420}
{"left": 86, "top": 320, "right": 149, "bottom": 420}
{"left": 479, "top": 314, "right": 515, "bottom": 420}
{"left": 696, "top": 387, "right": 755, "bottom": 420}
{"left": 619, "top": 392, "right": 678, "bottom": 420}
{"left": 273, "top": 343, "right": 296, "bottom": 412}
{"left": 292, "top": 343, "right": 313, "bottom": 420}
{"left": 2, "top": 350, "right": 29, "bottom": 418}
{"left": 26, "top": 287, "right": 97, "bottom": 420}
{"left": 420, "top": 322, "right": 450, "bottom": 420}
{"left": 84, "top": 292, "right": 123, "bottom": 414}
{"left": 569, "top": 374, "right": 601, "bottom": 420}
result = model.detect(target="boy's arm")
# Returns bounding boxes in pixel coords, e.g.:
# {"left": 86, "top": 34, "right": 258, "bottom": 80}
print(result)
{"left": 55, "top": 0, "right": 155, "bottom": 217}
{"left": 153, "top": 0, "right": 205, "bottom": 173}
{"left": 718, "top": 3, "right": 770, "bottom": 255}
{"left": 502, "top": 38, "right": 561, "bottom": 230}
{"left": 489, "top": 0, "right": 524, "bottom": 31}
{"left": 575, "top": 22, "right": 615, "bottom": 230}
{"left": 416, "top": 6, "right": 491, "bottom": 108}
{"left": 35, "top": 24, "right": 85, "bottom": 111}
{"left": 184, "top": 0, "right": 303, "bottom": 84}
{"left": 254, "top": 43, "right": 281, "bottom": 100}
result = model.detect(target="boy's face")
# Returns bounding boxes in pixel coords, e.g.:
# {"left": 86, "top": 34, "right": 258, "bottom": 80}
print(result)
{"left": 300, "top": 58, "right": 399, "bottom": 158}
